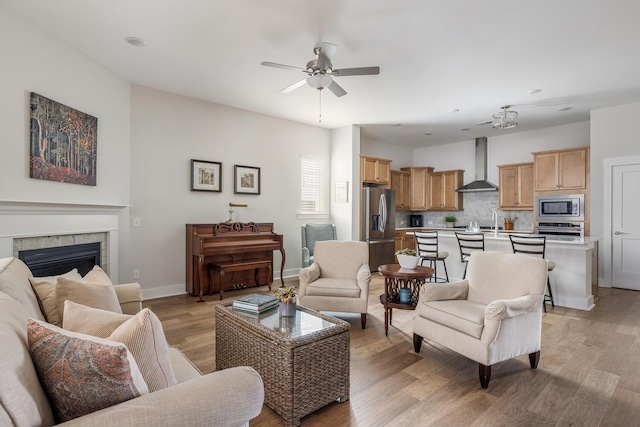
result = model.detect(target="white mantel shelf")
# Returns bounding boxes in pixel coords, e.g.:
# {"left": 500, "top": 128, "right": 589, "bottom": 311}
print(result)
{"left": 405, "top": 229, "right": 600, "bottom": 311}
{"left": 0, "top": 199, "right": 130, "bottom": 215}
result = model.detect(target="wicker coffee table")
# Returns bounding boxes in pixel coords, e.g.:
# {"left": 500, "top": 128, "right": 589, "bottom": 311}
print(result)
{"left": 215, "top": 302, "right": 350, "bottom": 427}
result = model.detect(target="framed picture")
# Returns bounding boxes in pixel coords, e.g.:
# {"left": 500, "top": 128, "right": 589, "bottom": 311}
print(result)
{"left": 29, "top": 92, "right": 98, "bottom": 186}
{"left": 191, "top": 159, "right": 221, "bottom": 192}
{"left": 234, "top": 165, "right": 260, "bottom": 195}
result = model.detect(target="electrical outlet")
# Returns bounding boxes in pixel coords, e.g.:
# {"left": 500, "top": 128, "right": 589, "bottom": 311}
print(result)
{"left": 133, "top": 217, "right": 141, "bottom": 227}
{"left": 428, "top": 220, "right": 433, "bottom": 225}
{"left": 133, "top": 269, "right": 140, "bottom": 279}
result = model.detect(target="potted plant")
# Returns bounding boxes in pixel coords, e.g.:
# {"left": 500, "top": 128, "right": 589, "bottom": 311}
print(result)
{"left": 274, "top": 286, "right": 297, "bottom": 316}
{"left": 394, "top": 248, "right": 419, "bottom": 269}
{"left": 444, "top": 215, "right": 456, "bottom": 228}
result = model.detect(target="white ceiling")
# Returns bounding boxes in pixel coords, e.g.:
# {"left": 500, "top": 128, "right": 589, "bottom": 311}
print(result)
{"left": 4, "top": 0, "right": 640, "bottom": 148}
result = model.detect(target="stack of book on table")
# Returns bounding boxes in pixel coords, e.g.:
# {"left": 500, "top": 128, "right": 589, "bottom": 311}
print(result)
{"left": 232, "top": 293, "right": 279, "bottom": 314}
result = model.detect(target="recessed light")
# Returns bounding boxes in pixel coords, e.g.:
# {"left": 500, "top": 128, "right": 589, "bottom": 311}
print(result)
{"left": 125, "top": 37, "right": 146, "bottom": 47}
{"left": 461, "top": 128, "right": 470, "bottom": 131}
{"left": 528, "top": 89, "right": 542, "bottom": 94}
{"left": 424, "top": 132, "right": 432, "bottom": 136}
{"left": 558, "top": 107, "right": 572, "bottom": 112}
{"left": 450, "top": 108, "right": 460, "bottom": 113}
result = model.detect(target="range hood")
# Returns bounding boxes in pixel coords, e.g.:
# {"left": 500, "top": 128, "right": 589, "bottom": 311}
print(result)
{"left": 456, "top": 137, "right": 498, "bottom": 192}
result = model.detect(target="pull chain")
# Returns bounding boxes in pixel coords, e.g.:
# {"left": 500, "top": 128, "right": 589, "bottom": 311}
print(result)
{"left": 318, "top": 89, "right": 322, "bottom": 123}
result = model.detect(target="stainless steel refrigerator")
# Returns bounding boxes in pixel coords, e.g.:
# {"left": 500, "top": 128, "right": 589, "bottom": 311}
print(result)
{"left": 361, "top": 187, "right": 396, "bottom": 271}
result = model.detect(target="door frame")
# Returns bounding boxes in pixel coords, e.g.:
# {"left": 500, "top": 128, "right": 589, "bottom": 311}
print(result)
{"left": 603, "top": 154, "right": 640, "bottom": 287}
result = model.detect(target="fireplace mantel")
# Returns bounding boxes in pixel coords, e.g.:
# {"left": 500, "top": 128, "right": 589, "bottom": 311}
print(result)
{"left": 0, "top": 199, "right": 127, "bottom": 280}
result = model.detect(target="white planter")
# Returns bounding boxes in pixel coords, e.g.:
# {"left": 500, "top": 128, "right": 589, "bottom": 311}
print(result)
{"left": 397, "top": 254, "right": 419, "bottom": 269}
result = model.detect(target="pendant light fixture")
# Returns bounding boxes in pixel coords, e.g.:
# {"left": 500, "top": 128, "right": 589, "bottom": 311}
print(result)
{"left": 492, "top": 105, "right": 518, "bottom": 129}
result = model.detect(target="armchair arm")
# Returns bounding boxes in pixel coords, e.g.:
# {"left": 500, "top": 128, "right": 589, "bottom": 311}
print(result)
{"left": 114, "top": 282, "right": 143, "bottom": 315}
{"left": 421, "top": 280, "right": 468, "bottom": 302}
{"left": 356, "top": 264, "right": 371, "bottom": 294}
{"left": 59, "top": 366, "right": 264, "bottom": 427}
{"left": 485, "top": 294, "right": 543, "bottom": 321}
{"left": 299, "top": 262, "right": 320, "bottom": 284}
{"left": 302, "top": 247, "right": 311, "bottom": 268}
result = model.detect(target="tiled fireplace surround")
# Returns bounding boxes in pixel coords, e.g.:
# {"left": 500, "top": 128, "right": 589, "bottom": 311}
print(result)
{"left": 0, "top": 200, "right": 126, "bottom": 280}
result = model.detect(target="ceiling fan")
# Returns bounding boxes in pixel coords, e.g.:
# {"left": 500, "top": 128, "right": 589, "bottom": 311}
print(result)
{"left": 261, "top": 42, "right": 380, "bottom": 97}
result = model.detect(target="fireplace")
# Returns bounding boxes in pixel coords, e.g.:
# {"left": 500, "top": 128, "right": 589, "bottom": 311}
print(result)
{"left": 19, "top": 242, "right": 101, "bottom": 277}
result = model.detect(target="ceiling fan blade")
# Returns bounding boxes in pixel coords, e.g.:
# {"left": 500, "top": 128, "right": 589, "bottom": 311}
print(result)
{"left": 280, "top": 78, "right": 308, "bottom": 93}
{"left": 318, "top": 42, "right": 337, "bottom": 60}
{"left": 327, "top": 80, "right": 347, "bottom": 97}
{"left": 332, "top": 66, "right": 380, "bottom": 77}
{"left": 261, "top": 61, "right": 306, "bottom": 72}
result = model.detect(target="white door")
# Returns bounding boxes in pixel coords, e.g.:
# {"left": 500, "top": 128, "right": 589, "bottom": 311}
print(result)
{"left": 612, "top": 164, "right": 640, "bottom": 290}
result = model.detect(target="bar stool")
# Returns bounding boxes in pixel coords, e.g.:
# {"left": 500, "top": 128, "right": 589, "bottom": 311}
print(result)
{"left": 414, "top": 230, "right": 449, "bottom": 282}
{"left": 455, "top": 232, "right": 485, "bottom": 279}
{"left": 508, "top": 234, "right": 555, "bottom": 312}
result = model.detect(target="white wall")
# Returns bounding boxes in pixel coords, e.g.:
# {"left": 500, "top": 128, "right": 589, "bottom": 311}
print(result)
{"left": 130, "top": 85, "right": 331, "bottom": 298}
{"left": 0, "top": 5, "right": 132, "bottom": 280}
{"left": 330, "top": 126, "right": 358, "bottom": 240}
{"left": 412, "top": 122, "right": 590, "bottom": 185}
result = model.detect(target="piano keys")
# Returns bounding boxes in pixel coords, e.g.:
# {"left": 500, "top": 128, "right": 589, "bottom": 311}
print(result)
{"left": 186, "top": 222, "right": 285, "bottom": 300}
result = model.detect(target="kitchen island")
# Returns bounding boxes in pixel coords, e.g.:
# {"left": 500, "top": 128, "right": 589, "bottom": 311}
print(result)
{"left": 401, "top": 227, "right": 600, "bottom": 311}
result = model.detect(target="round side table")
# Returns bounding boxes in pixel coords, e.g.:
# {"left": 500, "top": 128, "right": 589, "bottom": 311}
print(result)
{"left": 378, "top": 264, "right": 434, "bottom": 336}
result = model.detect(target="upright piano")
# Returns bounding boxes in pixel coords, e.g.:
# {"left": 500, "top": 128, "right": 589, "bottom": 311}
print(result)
{"left": 186, "top": 222, "right": 285, "bottom": 300}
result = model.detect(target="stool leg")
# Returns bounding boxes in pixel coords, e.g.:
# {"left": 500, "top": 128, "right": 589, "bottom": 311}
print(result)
{"left": 547, "top": 276, "right": 555, "bottom": 308}
{"left": 442, "top": 259, "right": 449, "bottom": 282}
{"left": 462, "top": 262, "right": 468, "bottom": 280}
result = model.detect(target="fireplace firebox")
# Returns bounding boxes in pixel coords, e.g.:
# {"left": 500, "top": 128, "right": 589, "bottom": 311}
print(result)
{"left": 19, "top": 242, "right": 101, "bottom": 277}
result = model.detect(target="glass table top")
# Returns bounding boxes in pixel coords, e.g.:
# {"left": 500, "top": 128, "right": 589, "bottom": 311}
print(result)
{"left": 230, "top": 305, "right": 338, "bottom": 339}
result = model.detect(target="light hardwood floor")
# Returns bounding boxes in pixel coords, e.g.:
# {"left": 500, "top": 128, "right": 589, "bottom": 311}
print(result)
{"left": 144, "top": 275, "right": 640, "bottom": 426}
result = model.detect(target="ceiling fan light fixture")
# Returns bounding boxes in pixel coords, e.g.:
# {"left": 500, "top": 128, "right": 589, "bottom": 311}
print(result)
{"left": 492, "top": 105, "right": 518, "bottom": 130}
{"left": 307, "top": 74, "right": 333, "bottom": 90}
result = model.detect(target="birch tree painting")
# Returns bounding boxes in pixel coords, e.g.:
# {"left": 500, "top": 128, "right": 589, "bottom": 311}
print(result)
{"left": 29, "top": 93, "right": 98, "bottom": 186}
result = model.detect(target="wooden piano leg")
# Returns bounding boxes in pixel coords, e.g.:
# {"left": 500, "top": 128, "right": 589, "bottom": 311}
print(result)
{"left": 197, "top": 255, "right": 205, "bottom": 303}
{"left": 217, "top": 270, "right": 225, "bottom": 300}
{"left": 267, "top": 264, "right": 272, "bottom": 291}
{"left": 279, "top": 248, "right": 286, "bottom": 286}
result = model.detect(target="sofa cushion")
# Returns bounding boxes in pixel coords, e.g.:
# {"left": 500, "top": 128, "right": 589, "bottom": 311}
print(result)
{"left": 0, "top": 292, "right": 54, "bottom": 427}
{"left": 0, "top": 257, "right": 45, "bottom": 321}
{"left": 63, "top": 301, "right": 178, "bottom": 392}
{"left": 29, "top": 268, "right": 83, "bottom": 326}
{"left": 54, "top": 267, "right": 122, "bottom": 324}
{"left": 304, "top": 278, "right": 361, "bottom": 298}
{"left": 27, "top": 318, "right": 149, "bottom": 423}
{"left": 419, "top": 299, "right": 487, "bottom": 339}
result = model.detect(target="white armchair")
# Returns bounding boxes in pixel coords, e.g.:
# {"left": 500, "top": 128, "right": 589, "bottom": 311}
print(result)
{"left": 298, "top": 240, "right": 371, "bottom": 329}
{"left": 413, "top": 251, "right": 547, "bottom": 388}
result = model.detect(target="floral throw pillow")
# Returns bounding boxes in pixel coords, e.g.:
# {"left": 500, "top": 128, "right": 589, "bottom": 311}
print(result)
{"left": 27, "top": 319, "right": 149, "bottom": 423}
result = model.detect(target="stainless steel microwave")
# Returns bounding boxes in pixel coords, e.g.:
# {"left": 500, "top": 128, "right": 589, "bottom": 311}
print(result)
{"left": 535, "top": 194, "right": 584, "bottom": 221}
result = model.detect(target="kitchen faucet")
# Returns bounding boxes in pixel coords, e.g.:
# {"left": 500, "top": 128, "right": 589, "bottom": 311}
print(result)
{"left": 491, "top": 210, "right": 499, "bottom": 237}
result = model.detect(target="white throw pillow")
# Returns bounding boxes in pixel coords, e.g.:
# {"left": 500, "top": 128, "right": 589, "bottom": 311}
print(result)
{"left": 29, "top": 269, "right": 83, "bottom": 326}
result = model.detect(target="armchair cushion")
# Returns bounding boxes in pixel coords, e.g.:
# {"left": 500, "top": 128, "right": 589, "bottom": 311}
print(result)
{"left": 420, "top": 299, "right": 486, "bottom": 339}
{"left": 304, "top": 278, "right": 361, "bottom": 298}
{"left": 422, "top": 280, "right": 469, "bottom": 302}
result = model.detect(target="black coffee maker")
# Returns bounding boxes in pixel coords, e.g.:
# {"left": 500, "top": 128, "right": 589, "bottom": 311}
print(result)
{"left": 409, "top": 214, "right": 423, "bottom": 227}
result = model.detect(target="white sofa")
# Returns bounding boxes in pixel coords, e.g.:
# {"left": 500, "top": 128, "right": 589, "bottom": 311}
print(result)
{"left": 0, "top": 256, "right": 264, "bottom": 426}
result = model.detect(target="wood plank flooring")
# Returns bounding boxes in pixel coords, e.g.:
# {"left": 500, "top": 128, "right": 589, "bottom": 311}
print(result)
{"left": 144, "top": 275, "right": 640, "bottom": 426}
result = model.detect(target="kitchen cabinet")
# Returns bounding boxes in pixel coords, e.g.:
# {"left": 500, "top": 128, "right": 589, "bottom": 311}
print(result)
{"left": 401, "top": 167, "right": 434, "bottom": 211}
{"left": 498, "top": 162, "right": 533, "bottom": 210}
{"left": 533, "top": 146, "right": 589, "bottom": 192}
{"left": 395, "top": 230, "right": 416, "bottom": 254}
{"left": 391, "top": 170, "right": 411, "bottom": 210}
{"left": 360, "top": 155, "right": 391, "bottom": 185}
{"left": 428, "top": 169, "right": 464, "bottom": 211}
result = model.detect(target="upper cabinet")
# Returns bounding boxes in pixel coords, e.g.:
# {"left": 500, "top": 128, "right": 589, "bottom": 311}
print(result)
{"left": 533, "top": 146, "right": 589, "bottom": 192}
{"left": 498, "top": 162, "right": 533, "bottom": 210}
{"left": 428, "top": 169, "right": 464, "bottom": 211}
{"left": 360, "top": 155, "right": 391, "bottom": 185}
{"left": 391, "top": 170, "right": 411, "bottom": 210}
{"left": 401, "top": 167, "right": 434, "bottom": 211}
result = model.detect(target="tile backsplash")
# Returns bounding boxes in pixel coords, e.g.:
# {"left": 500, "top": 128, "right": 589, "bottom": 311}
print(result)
{"left": 395, "top": 191, "right": 533, "bottom": 231}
